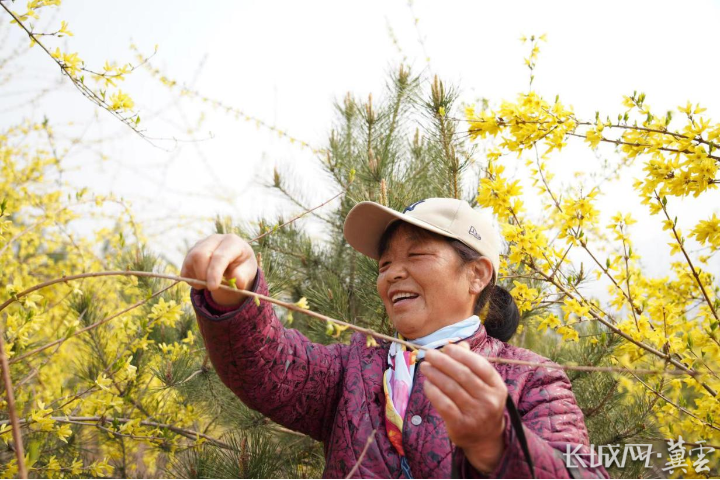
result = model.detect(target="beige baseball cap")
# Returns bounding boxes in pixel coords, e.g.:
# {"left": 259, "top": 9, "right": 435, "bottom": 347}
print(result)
{"left": 343, "top": 198, "right": 501, "bottom": 277}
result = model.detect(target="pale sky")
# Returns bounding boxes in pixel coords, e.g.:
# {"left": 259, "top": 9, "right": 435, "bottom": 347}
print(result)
{"left": 2, "top": 0, "right": 718, "bottom": 281}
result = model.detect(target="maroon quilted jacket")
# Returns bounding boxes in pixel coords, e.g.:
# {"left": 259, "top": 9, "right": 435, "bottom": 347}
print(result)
{"left": 190, "top": 270, "right": 609, "bottom": 479}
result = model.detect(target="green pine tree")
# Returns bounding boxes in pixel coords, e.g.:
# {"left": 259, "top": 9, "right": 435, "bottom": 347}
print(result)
{"left": 165, "top": 66, "right": 654, "bottom": 478}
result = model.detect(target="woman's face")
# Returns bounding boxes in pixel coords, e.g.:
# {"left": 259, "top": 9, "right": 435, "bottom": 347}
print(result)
{"left": 377, "top": 225, "right": 483, "bottom": 340}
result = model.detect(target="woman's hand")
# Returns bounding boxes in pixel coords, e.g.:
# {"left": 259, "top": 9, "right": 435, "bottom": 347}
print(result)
{"left": 420, "top": 342, "right": 508, "bottom": 473}
{"left": 180, "top": 234, "right": 258, "bottom": 307}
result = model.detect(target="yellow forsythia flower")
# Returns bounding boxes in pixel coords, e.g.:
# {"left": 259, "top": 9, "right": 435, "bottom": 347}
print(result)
{"left": 691, "top": 214, "right": 720, "bottom": 249}
{"left": 55, "top": 423, "right": 72, "bottom": 443}
{"left": 46, "top": 455, "right": 61, "bottom": 471}
{"left": 70, "top": 458, "right": 83, "bottom": 476}
{"left": 95, "top": 373, "right": 113, "bottom": 391}
{"left": 556, "top": 325, "right": 579, "bottom": 342}
{"left": 148, "top": 298, "right": 182, "bottom": 327}
{"left": 89, "top": 458, "right": 113, "bottom": 477}
{"left": 1, "top": 459, "right": 18, "bottom": 479}
{"left": 58, "top": 20, "right": 73, "bottom": 36}
{"left": 109, "top": 90, "right": 135, "bottom": 111}
{"left": 332, "top": 323, "right": 349, "bottom": 338}
{"left": 510, "top": 281, "right": 539, "bottom": 314}
{"left": 182, "top": 330, "right": 196, "bottom": 344}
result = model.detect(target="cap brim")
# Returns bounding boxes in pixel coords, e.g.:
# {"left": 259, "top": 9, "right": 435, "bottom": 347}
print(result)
{"left": 343, "top": 201, "right": 461, "bottom": 260}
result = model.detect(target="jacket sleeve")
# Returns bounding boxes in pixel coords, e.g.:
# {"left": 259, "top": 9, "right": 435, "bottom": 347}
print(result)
{"left": 190, "top": 268, "right": 347, "bottom": 442}
{"left": 453, "top": 362, "right": 609, "bottom": 479}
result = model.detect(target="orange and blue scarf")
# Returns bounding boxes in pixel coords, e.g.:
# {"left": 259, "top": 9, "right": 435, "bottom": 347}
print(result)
{"left": 383, "top": 316, "right": 481, "bottom": 476}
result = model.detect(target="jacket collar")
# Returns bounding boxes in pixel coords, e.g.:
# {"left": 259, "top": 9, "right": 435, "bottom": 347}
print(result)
{"left": 465, "top": 321, "right": 491, "bottom": 353}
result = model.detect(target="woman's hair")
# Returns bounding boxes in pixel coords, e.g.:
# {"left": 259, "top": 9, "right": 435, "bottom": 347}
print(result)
{"left": 377, "top": 220, "right": 520, "bottom": 342}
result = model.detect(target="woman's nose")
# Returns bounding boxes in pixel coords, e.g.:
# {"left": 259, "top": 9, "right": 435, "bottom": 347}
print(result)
{"left": 386, "top": 262, "right": 408, "bottom": 281}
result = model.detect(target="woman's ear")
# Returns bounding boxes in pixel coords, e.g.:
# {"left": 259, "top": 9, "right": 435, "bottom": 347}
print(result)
{"left": 467, "top": 257, "right": 494, "bottom": 295}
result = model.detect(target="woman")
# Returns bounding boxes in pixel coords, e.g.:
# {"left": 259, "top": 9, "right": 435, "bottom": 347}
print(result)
{"left": 182, "top": 198, "right": 608, "bottom": 478}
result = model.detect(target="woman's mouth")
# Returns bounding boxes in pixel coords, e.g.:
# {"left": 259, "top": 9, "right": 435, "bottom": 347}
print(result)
{"left": 391, "top": 292, "right": 420, "bottom": 307}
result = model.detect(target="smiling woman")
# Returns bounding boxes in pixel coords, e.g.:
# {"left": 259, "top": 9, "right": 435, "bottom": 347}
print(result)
{"left": 376, "top": 219, "right": 520, "bottom": 342}
{"left": 183, "top": 197, "right": 609, "bottom": 478}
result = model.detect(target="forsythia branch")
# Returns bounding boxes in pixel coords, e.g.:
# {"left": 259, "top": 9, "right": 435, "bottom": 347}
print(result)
{"left": 628, "top": 371, "right": 720, "bottom": 434}
{"left": 655, "top": 192, "right": 720, "bottom": 323}
{"left": 9, "top": 282, "right": 178, "bottom": 365}
{"left": 0, "top": 415, "right": 233, "bottom": 450}
{"left": 0, "top": 269, "right": 704, "bottom": 378}
{"left": 0, "top": 3, "right": 161, "bottom": 145}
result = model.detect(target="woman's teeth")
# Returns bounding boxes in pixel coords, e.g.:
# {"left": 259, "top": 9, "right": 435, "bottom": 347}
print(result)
{"left": 392, "top": 292, "right": 419, "bottom": 304}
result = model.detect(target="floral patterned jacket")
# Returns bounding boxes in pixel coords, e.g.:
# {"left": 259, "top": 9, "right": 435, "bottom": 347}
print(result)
{"left": 190, "top": 269, "right": 609, "bottom": 479}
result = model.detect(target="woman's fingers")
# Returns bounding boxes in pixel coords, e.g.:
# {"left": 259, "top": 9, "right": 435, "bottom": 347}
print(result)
{"left": 443, "top": 343, "right": 506, "bottom": 390}
{"left": 420, "top": 361, "right": 478, "bottom": 411}
{"left": 181, "top": 234, "right": 224, "bottom": 289}
{"left": 423, "top": 347, "right": 491, "bottom": 400}
{"left": 422, "top": 343, "right": 508, "bottom": 454}
{"left": 181, "top": 265, "right": 204, "bottom": 290}
{"left": 205, "top": 235, "right": 244, "bottom": 290}
{"left": 423, "top": 377, "right": 462, "bottom": 423}
{"left": 181, "top": 234, "right": 257, "bottom": 295}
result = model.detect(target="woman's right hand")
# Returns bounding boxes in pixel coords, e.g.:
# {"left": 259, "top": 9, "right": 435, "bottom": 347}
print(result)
{"left": 181, "top": 234, "right": 258, "bottom": 307}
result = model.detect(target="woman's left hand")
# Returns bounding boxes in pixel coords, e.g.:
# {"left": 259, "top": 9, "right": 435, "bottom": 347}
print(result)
{"left": 420, "top": 342, "right": 508, "bottom": 473}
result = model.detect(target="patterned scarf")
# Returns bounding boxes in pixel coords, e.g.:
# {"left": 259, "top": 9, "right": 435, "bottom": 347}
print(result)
{"left": 383, "top": 316, "right": 481, "bottom": 462}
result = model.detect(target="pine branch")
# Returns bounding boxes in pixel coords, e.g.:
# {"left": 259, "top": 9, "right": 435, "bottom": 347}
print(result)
{"left": 582, "top": 380, "right": 618, "bottom": 418}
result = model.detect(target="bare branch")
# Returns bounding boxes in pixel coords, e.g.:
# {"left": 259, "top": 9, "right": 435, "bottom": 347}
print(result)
{"left": 345, "top": 429, "right": 377, "bottom": 479}
{"left": 0, "top": 327, "right": 27, "bottom": 478}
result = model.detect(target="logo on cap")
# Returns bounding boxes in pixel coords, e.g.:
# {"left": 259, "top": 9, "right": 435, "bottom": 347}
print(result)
{"left": 403, "top": 199, "right": 426, "bottom": 213}
{"left": 468, "top": 226, "right": 482, "bottom": 240}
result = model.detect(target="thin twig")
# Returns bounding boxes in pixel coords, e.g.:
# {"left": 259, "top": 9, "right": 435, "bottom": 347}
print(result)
{"left": 575, "top": 120, "right": 720, "bottom": 151}
{"left": 0, "top": 270, "right": 700, "bottom": 377}
{"left": 0, "top": 415, "right": 233, "bottom": 450}
{"left": 567, "top": 132, "right": 720, "bottom": 162}
{"left": 531, "top": 145, "right": 644, "bottom": 319}
{"left": 534, "top": 144, "right": 562, "bottom": 212}
{"left": 250, "top": 190, "right": 344, "bottom": 244}
{"left": 135, "top": 46, "right": 322, "bottom": 153}
{"left": 9, "top": 282, "right": 178, "bottom": 365}
{"left": 0, "top": 326, "right": 27, "bottom": 478}
{"left": 628, "top": 371, "right": 720, "bottom": 434}
{"left": 503, "top": 205, "right": 713, "bottom": 389}
{"left": 638, "top": 437, "right": 720, "bottom": 451}
{"left": 531, "top": 263, "right": 714, "bottom": 390}
{"left": 521, "top": 215, "right": 718, "bottom": 396}
{"left": 656, "top": 192, "right": 719, "bottom": 323}
{"left": 0, "top": 4, "right": 148, "bottom": 141}
{"left": 345, "top": 429, "right": 377, "bottom": 479}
